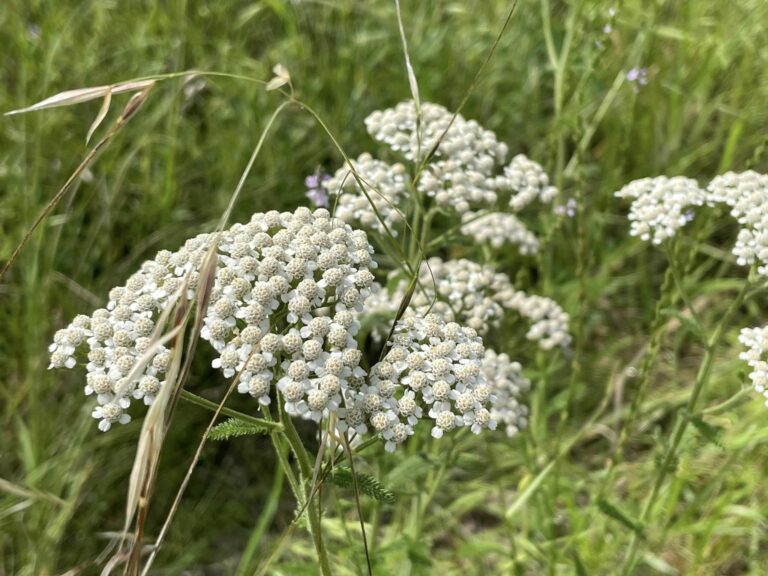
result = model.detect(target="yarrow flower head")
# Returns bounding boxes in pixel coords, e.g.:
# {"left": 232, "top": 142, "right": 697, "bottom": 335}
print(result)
{"left": 323, "top": 153, "right": 408, "bottom": 235}
{"left": 347, "top": 313, "right": 495, "bottom": 451}
{"left": 365, "top": 100, "right": 508, "bottom": 214}
{"left": 615, "top": 176, "right": 706, "bottom": 244}
{"left": 322, "top": 100, "right": 555, "bottom": 255}
{"left": 49, "top": 207, "right": 377, "bottom": 432}
{"left": 366, "top": 257, "right": 571, "bottom": 349}
{"left": 706, "top": 171, "right": 768, "bottom": 276}
{"left": 739, "top": 325, "right": 768, "bottom": 407}
{"left": 482, "top": 349, "right": 530, "bottom": 437}
{"left": 460, "top": 212, "right": 540, "bottom": 254}
{"left": 499, "top": 154, "right": 559, "bottom": 212}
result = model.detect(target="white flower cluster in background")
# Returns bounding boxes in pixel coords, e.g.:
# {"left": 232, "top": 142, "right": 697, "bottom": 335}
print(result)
{"left": 500, "top": 154, "right": 559, "bottom": 212}
{"left": 365, "top": 101, "right": 509, "bottom": 216}
{"left": 367, "top": 257, "right": 571, "bottom": 349}
{"left": 460, "top": 212, "right": 540, "bottom": 254}
{"left": 738, "top": 326, "right": 768, "bottom": 407}
{"left": 322, "top": 100, "right": 557, "bottom": 256}
{"left": 482, "top": 350, "right": 530, "bottom": 437}
{"left": 707, "top": 171, "right": 768, "bottom": 275}
{"left": 323, "top": 153, "right": 409, "bottom": 236}
{"left": 409, "top": 257, "right": 516, "bottom": 334}
{"left": 49, "top": 208, "right": 377, "bottom": 432}
{"left": 616, "top": 170, "right": 768, "bottom": 411}
{"left": 617, "top": 170, "right": 768, "bottom": 274}
{"left": 505, "top": 292, "right": 573, "bottom": 350}
{"left": 350, "top": 314, "right": 495, "bottom": 451}
{"left": 614, "top": 176, "right": 705, "bottom": 245}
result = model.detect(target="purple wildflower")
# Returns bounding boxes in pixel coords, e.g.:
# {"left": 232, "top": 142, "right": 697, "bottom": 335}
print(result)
{"left": 305, "top": 169, "right": 330, "bottom": 208}
{"left": 626, "top": 67, "right": 649, "bottom": 85}
{"left": 554, "top": 198, "right": 577, "bottom": 218}
{"left": 305, "top": 174, "right": 320, "bottom": 189}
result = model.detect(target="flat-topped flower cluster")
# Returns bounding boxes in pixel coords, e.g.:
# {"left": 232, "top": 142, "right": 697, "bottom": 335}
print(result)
{"left": 615, "top": 170, "right": 768, "bottom": 274}
{"left": 49, "top": 208, "right": 512, "bottom": 447}
{"left": 49, "top": 208, "right": 379, "bottom": 431}
{"left": 366, "top": 257, "right": 571, "bottom": 351}
{"left": 351, "top": 314, "right": 494, "bottom": 451}
{"left": 738, "top": 326, "right": 768, "bottom": 408}
{"left": 50, "top": 101, "right": 572, "bottom": 447}
{"left": 321, "top": 100, "right": 556, "bottom": 256}
{"left": 362, "top": 257, "right": 568, "bottom": 436}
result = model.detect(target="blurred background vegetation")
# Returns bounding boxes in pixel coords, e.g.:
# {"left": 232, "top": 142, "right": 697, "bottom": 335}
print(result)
{"left": 2, "top": 0, "right": 768, "bottom": 574}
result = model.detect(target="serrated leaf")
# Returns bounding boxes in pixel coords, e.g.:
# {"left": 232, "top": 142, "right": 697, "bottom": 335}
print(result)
{"left": 597, "top": 498, "right": 645, "bottom": 538}
{"left": 209, "top": 418, "right": 269, "bottom": 441}
{"left": 690, "top": 416, "right": 724, "bottom": 448}
{"left": 331, "top": 466, "right": 396, "bottom": 504}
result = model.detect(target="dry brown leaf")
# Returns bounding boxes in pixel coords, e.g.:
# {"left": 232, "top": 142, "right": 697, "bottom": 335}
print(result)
{"left": 5, "top": 79, "right": 154, "bottom": 116}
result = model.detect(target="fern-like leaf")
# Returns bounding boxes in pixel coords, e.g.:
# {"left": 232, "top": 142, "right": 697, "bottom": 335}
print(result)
{"left": 331, "top": 466, "right": 396, "bottom": 504}
{"left": 209, "top": 418, "right": 269, "bottom": 441}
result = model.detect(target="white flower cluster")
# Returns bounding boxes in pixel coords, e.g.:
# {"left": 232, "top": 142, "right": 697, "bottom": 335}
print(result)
{"left": 348, "top": 313, "right": 495, "bottom": 451}
{"left": 49, "top": 208, "right": 377, "bottom": 431}
{"left": 409, "top": 257, "right": 516, "bottom": 334}
{"left": 365, "top": 101, "right": 508, "bottom": 214}
{"left": 707, "top": 171, "right": 768, "bottom": 275}
{"left": 48, "top": 263, "right": 185, "bottom": 430}
{"left": 500, "top": 154, "right": 559, "bottom": 212}
{"left": 615, "top": 176, "right": 705, "bottom": 245}
{"left": 461, "top": 211, "right": 540, "bottom": 254}
{"left": 505, "top": 291, "right": 573, "bottom": 350}
{"left": 738, "top": 326, "right": 768, "bottom": 407}
{"left": 482, "top": 349, "right": 530, "bottom": 437}
{"left": 367, "top": 257, "right": 571, "bottom": 349}
{"left": 323, "top": 153, "right": 409, "bottom": 236}
{"left": 323, "top": 100, "right": 556, "bottom": 254}
{"left": 617, "top": 170, "right": 768, "bottom": 275}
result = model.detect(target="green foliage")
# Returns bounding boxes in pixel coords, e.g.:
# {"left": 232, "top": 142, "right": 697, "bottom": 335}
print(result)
{"left": 690, "top": 415, "right": 725, "bottom": 449}
{"left": 597, "top": 498, "right": 645, "bottom": 538}
{"left": 2, "top": 0, "right": 768, "bottom": 574}
{"left": 209, "top": 418, "right": 270, "bottom": 441}
{"left": 330, "top": 466, "right": 396, "bottom": 505}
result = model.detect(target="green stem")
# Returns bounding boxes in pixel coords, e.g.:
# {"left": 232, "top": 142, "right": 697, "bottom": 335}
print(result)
{"left": 665, "top": 243, "right": 704, "bottom": 330}
{"left": 620, "top": 276, "right": 752, "bottom": 575}
{"left": 615, "top": 259, "right": 677, "bottom": 458}
{"left": 279, "top": 404, "right": 333, "bottom": 576}
{"left": 179, "top": 389, "right": 282, "bottom": 432}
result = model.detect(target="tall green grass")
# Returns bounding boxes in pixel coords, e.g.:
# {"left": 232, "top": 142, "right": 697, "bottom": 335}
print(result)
{"left": 2, "top": 0, "right": 768, "bottom": 574}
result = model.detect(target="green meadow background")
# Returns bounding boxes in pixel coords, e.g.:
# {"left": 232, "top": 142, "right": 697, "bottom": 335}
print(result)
{"left": 2, "top": 0, "right": 768, "bottom": 574}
